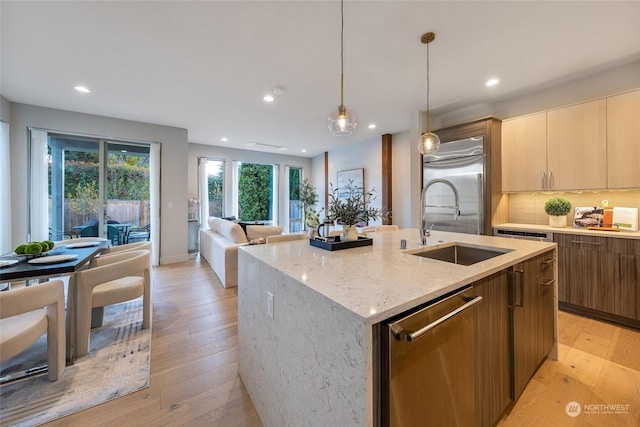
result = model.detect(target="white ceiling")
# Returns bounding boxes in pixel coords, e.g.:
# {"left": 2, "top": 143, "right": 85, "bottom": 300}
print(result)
{"left": 2, "top": 1, "right": 639, "bottom": 157}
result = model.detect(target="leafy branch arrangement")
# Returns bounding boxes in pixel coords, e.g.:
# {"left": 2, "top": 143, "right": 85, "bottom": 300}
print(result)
{"left": 328, "top": 179, "right": 380, "bottom": 226}
{"left": 299, "top": 178, "right": 323, "bottom": 228}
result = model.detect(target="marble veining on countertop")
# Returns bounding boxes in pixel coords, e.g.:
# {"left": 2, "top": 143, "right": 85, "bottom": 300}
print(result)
{"left": 240, "top": 228, "right": 556, "bottom": 324}
{"left": 494, "top": 222, "right": 640, "bottom": 239}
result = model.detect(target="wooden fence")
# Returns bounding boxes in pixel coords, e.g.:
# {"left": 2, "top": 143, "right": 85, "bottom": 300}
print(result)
{"left": 63, "top": 199, "right": 150, "bottom": 230}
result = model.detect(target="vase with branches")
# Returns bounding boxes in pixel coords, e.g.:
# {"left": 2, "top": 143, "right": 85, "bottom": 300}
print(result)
{"left": 328, "top": 180, "right": 380, "bottom": 241}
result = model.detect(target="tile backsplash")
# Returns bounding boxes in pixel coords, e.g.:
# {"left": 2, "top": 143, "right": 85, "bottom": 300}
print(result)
{"left": 508, "top": 190, "right": 640, "bottom": 226}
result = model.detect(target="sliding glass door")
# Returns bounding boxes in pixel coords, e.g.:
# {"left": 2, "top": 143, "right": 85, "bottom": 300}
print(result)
{"left": 47, "top": 135, "right": 100, "bottom": 241}
{"left": 31, "top": 130, "right": 153, "bottom": 250}
{"left": 103, "top": 141, "right": 150, "bottom": 245}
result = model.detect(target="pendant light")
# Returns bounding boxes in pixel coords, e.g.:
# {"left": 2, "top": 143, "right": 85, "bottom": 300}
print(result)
{"left": 417, "top": 32, "right": 440, "bottom": 154}
{"left": 328, "top": 0, "right": 357, "bottom": 136}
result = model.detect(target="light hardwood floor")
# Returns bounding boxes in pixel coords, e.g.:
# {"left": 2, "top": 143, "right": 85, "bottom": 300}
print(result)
{"left": 42, "top": 256, "right": 639, "bottom": 426}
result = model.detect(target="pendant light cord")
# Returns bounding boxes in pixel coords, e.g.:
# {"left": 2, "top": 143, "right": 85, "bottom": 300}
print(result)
{"left": 340, "top": 0, "right": 345, "bottom": 108}
{"left": 426, "top": 41, "right": 430, "bottom": 132}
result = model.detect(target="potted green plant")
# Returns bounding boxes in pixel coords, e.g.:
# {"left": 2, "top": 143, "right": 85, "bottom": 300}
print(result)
{"left": 544, "top": 197, "right": 572, "bottom": 228}
{"left": 328, "top": 180, "right": 380, "bottom": 241}
{"left": 299, "top": 178, "right": 323, "bottom": 236}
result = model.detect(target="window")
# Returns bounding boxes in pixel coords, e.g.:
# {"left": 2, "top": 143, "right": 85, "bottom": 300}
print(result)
{"left": 199, "top": 158, "right": 224, "bottom": 223}
{"left": 233, "top": 161, "right": 278, "bottom": 224}
{"left": 286, "top": 166, "right": 303, "bottom": 232}
{"left": 0, "top": 120, "right": 10, "bottom": 254}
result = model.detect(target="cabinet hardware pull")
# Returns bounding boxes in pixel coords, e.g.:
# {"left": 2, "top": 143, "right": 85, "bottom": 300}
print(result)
{"left": 548, "top": 171, "right": 553, "bottom": 189}
{"left": 542, "top": 259, "right": 555, "bottom": 265}
{"left": 540, "top": 278, "right": 555, "bottom": 287}
{"left": 541, "top": 172, "right": 546, "bottom": 190}
{"left": 571, "top": 240, "right": 603, "bottom": 246}
{"left": 511, "top": 269, "right": 525, "bottom": 308}
{"left": 391, "top": 296, "right": 483, "bottom": 342}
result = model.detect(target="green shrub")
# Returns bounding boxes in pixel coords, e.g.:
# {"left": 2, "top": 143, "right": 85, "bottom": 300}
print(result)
{"left": 544, "top": 197, "right": 572, "bottom": 216}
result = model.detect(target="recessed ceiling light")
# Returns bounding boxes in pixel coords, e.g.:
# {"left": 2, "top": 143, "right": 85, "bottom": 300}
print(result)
{"left": 486, "top": 78, "right": 500, "bottom": 87}
{"left": 368, "top": 124, "right": 376, "bottom": 129}
{"left": 301, "top": 149, "right": 307, "bottom": 153}
{"left": 221, "top": 137, "right": 228, "bottom": 142}
{"left": 263, "top": 95, "right": 274, "bottom": 102}
{"left": 74, "top": 85, "right": 90, "bottom": 93}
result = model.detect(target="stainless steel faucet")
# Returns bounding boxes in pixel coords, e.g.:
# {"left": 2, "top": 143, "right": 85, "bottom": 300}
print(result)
{"left": 420, "top": 178, "right": 460, "bottom": 245}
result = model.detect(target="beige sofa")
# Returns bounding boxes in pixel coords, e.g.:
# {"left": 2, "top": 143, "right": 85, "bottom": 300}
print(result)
{"left": 200, "top": 217, "right": 282, "bottom": 288}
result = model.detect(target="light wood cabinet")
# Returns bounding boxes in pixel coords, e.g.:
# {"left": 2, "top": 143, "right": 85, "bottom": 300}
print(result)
{"left": 501, "top": 113, "right": 547, "bottom": 192}
{"left": 511, "top": 250, "right": 556, "bottom": 400}
{"left": 474, "top": 270, "right": 511, "bottom": 427}
{"left": 607, "top": 90, "right": 640, "bottom": 188}
{"left": 547, "top": 99, "right": 607, "bottom": 190}
{"left": 556, "top": 233, "right": 640, "bottom": 327}
{"left": 501, "top": 100, "right": 607, "bottom": 192}
{"left": 502, "top": 91, "right": 640, "bottom": 191}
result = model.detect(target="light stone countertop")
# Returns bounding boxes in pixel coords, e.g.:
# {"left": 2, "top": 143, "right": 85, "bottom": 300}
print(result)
{"left": 494, "top": 222, "right": 640, "bottom": 239}
{"left": 240, "top": 228, "right": 556, "bottom": 324}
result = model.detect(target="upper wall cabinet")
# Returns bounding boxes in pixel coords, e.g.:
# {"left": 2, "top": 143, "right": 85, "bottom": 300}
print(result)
{"left": 607, "top": 90, "right": 640, "bottom": 188}
{"left": 502, "top": 91, "right": 640, "bottom": 192}
{"left": 502, "top": 113, "right": 547, "bottom": 192}
{"left": 547, "top": 99, "right": 607, "bottom": 190}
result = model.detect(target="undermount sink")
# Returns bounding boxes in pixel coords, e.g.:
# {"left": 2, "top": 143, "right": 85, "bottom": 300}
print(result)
{"left": 407, "top": 243, "right": 513, "bottom": 266}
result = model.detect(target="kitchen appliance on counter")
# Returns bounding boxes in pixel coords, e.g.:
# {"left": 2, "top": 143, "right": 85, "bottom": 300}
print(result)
{"left": 379, "top": 287, "right": 483, "bottom": 426}
{"left": 423, "top": 137, "right": 484, "bottom": 235}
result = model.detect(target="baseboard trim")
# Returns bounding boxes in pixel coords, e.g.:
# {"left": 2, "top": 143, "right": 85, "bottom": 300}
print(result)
{"left": 559, "top": 302, "right": 640, "bottom": 330}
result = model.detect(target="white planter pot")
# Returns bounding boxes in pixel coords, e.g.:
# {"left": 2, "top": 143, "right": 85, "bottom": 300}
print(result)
{"left": 342, "top": 224, "right": 358, "bottom": 242}
{"left": 548, "top": 215, "right": 567, "bottom": 228}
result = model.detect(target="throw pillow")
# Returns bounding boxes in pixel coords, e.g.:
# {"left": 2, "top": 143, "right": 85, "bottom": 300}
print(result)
{"left": 217, "top": 219, "right": 249, "bottom": 244}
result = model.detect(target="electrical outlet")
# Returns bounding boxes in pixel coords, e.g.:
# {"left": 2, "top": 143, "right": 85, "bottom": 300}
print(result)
{"left": 267, "top": 291, "right": 274, "bottom": 319}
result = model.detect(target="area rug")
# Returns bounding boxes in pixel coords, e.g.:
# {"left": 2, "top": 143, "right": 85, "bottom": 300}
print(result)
{"left": 0, "top": 298, "right": 151, "bottom": 426}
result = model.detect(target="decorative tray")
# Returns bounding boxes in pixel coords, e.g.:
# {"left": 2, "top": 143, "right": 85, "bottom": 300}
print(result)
{"left": 309, "top": 236, "right": 373, "bottom": 251}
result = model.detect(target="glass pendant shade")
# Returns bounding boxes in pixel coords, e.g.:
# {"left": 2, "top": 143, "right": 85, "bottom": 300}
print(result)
{"left": 417, "top": 131, "right": 441, "bottom": 155}
{"left": 329, "top": 105, "right": 357, "bottom": 136}
{"left": 417, "top": 31, "right": 439, "bottom": 154}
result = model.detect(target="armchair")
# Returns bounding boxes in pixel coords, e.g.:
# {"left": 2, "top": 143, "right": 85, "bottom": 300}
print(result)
{"left": 0, "top": 280, "right": 66, "bottom": 381}
{"left": 75, "top": 249, "right": 151, "bottom": 357}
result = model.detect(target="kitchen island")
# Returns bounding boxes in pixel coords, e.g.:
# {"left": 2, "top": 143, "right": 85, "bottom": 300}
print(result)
{"left": 238, "top": 229, "right": 557, "bottom": 427}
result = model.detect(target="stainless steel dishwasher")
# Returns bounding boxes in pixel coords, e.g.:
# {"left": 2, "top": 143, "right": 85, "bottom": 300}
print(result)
{"left": 379, "top": 287, "right": 483, "bottom": 427}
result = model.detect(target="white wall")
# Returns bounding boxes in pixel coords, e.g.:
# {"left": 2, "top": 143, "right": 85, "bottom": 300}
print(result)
{"left": 8, "top": 102, "right": 189, "bottom": 264}
{"left": 188, "top": 143, "right": 312, "bottom": 227}
{"left": 390, "top": 130, "right": 412, "bottom": 228}
{"left": 1, "top": 96, "right": 11, "bottom": 122}
{"left": 323, "top": 136, "right": 383, "bottom": 227}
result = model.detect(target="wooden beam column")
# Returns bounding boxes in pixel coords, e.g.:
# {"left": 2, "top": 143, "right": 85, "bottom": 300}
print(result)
{"left": 381, "top": 134, "right": 392, "bottom": 224}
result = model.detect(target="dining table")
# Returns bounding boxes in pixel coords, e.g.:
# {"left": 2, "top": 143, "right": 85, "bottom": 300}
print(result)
{"left": 0, "top": 240, "right": 109, "bottom": 365}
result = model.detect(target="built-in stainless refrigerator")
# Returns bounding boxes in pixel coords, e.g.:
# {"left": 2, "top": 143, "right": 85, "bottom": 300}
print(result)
{"left": 422, "top": 137, "right": 484, "bottom": 235}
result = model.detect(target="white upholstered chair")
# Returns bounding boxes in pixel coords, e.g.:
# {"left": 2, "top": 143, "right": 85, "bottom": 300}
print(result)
{"left": 376, "top": 225, "right": 399, "bottom": 232}
{"left": 89, "top": 241, "right": 151, "bottom": 267}
{"left": 88, "top": 241, "right": 151, "bottom": 327}
{"left": 266, "top": 233, "right": 306, "bottom": 244}
{"left": 75, "top": 249, "right": 151, "bottom": 357}
{"left": 0, "top": 280, "right": 66, "bottom": 381}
